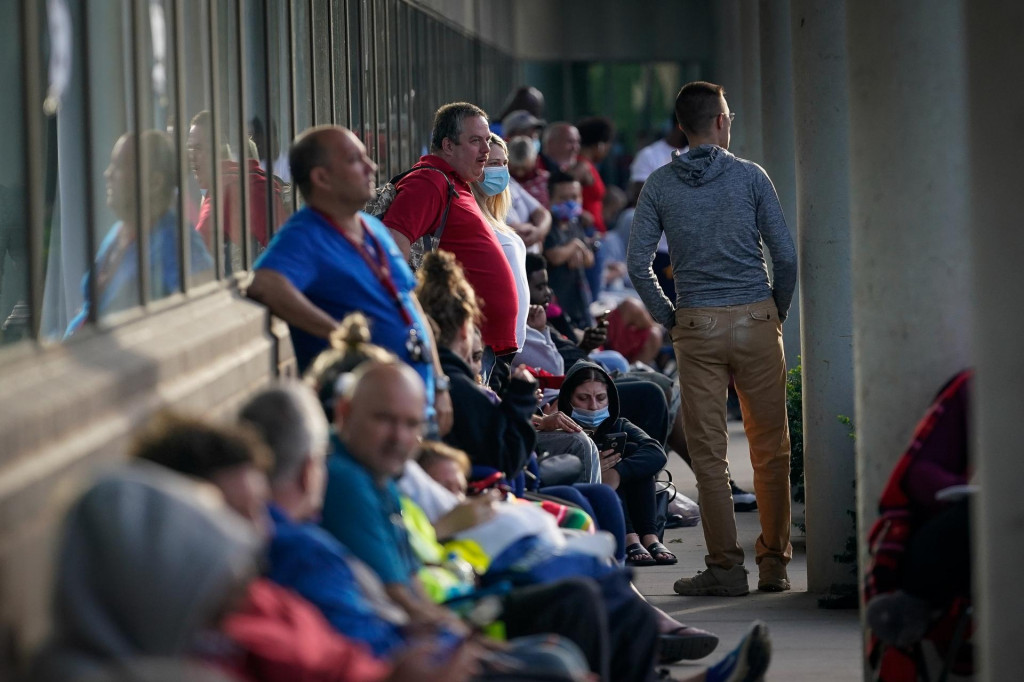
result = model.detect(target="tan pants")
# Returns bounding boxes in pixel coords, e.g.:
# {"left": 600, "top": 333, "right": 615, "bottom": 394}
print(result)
{"left": 671, "top": 297, "right": 792, "bottom": 570}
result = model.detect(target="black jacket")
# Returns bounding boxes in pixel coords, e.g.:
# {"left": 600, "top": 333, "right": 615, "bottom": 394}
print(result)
{"left": 440, "top": 347, "right": 538, "bottom": 478}
{"left": 557, "top": 361, "right": 666, "bottom": 481}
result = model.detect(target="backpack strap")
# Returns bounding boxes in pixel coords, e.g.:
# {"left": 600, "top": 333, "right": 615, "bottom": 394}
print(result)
{"left": 395, "top": 165, "right": 458, "bottom": 249}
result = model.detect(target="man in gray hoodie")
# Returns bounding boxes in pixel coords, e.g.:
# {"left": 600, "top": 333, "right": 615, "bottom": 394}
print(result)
{"left": 627, "top": 81, "right": 797, "bottom": 597}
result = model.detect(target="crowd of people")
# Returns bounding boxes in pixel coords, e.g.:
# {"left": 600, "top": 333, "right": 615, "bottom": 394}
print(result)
{"left": 34, "top": 80, "right": 799, "bottom": 681}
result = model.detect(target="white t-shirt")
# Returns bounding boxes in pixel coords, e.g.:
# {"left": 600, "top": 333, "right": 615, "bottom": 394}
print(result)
{"left": 495, "top": 229, "right": 530, "bottom": 352}
{"left": 630, "top": 139, "right": 687, "bottom": 253}
{"left": 629, "top": 138, "right": 688, "bottom": 183}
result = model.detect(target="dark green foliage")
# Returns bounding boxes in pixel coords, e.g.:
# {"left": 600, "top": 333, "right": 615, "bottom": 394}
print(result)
{"left": 786, "top": 362, "right": 804, "bottom": 504}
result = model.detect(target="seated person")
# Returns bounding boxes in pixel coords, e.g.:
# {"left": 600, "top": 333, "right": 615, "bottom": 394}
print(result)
{"left": 316, "top": 357, "right": 655, "bottom": 681}
{"left": 318, "top": 356, "right": 768, "bottom": 679}
{"left": 31, "top": 461, "right": 470, "bottom": 682}
{"left": 558, "top": 362, "right": 676, "bottom": 567}
{"left": 416, "top": 250, "right": 538, "bottom": 481}
{"left": 520, "top": 253, "right": 674, "bottom": 447}
{"left": 543, "top": 172, "right": 595, "bottom": 330}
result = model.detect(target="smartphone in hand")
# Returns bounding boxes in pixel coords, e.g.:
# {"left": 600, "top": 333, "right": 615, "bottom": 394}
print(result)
{"left": 602, "top": 432, "right": 627, "bottom": 455}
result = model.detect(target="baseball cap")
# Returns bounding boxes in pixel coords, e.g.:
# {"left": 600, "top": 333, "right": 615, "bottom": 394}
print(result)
{"left": 502, "top": 109, "right": 546, "bottom": 134}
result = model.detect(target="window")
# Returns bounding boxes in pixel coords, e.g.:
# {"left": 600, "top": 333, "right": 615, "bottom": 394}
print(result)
{"left": 1, "top": 0, "right": 518, "bottom": 352}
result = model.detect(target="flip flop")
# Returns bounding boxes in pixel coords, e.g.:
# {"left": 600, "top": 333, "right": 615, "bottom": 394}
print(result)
{"left": 658, "top": 625, "right": 720, "bottom": 663}
{"left": 625, "top": 542, "right": 657, "bottom": 566}
{"left": 646, "top": 541, "right": 678, "bottom": 565}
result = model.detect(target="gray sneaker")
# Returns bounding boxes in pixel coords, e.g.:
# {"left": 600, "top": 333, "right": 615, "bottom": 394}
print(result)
{"left": 673, "top": 565, "right": 750, "bottom": 597}
{"left": 757, "top": 557, "right": 791, "bottom": 592}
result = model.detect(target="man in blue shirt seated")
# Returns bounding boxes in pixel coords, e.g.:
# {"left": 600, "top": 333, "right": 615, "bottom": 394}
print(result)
{"left": 238, "top": 381, "right": 410, "bottom": 657}
{"left": 246, "top": 125, "right": 452, "bottom": 435}
{"left": 240, "top": 377, "right": 621, "bottom": 677}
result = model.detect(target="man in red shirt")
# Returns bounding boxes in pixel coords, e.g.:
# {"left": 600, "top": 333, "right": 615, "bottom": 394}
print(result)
{"left": 187, "top": 111, "right": 288, "bottom": 268}
{"left": 383, "top": 102, "right": 520, "bottom": 365}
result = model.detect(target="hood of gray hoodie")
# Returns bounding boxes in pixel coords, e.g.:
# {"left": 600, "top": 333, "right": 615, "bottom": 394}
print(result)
{"left": 33, "top": 462, "right": 261, "bottom": 680}
{"left": 670, "top": 144, "right": 733, "bottom": 187}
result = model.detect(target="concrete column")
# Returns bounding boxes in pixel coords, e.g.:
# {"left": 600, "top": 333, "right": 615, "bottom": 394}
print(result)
{"left": 758, "top": 0, "right": 800, "bottom": 370}
{"left": 964, "top": 5, "right": 1024, "bottom": 680}
{"left": 736, "top": 0, "right": 762, "bottom": 161}
{"left": 846, "top": 0, "right": 972, "bottom": 613}
{"left": 790, "top": 0, "right": 856, "bottom": 596}
{"left": 713, "top": 0, "right": 743, "bottom": 107}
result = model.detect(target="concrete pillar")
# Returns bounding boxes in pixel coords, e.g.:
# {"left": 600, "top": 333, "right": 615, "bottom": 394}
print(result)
{"left": 758, "top": 0, "right": 800, "bottom": 370}
{"left": 964, "top": 5, "right": 1024, "bottom": 680}
{"left": 790, "top": 0, "right": 856, "bottom": 595}
{"left": 736, "top": 0, "right": 762, "bottom": 161}
{"left": 713, "top": 0, "right": 744, "bottom": 111}
{"left": 846, "top": 0, "right": 972, "bottom": 614}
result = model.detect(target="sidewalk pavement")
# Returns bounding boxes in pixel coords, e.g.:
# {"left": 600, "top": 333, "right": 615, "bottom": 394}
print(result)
{"left": 631, "top": 420, "right": 864, "bottom": 681}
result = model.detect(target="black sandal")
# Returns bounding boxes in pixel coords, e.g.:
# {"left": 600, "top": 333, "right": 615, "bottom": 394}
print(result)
{"left": 626, "top": 542, "right": 657, "bottom": 566}
{"left": 646, "top": 541, "right": 678, "bottom": 565}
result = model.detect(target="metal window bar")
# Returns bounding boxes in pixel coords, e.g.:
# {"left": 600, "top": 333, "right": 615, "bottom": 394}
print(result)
{"left": 367, "top": 0, "right": 378, "bottom": 176}
{"left": 327, "top": 0, "right": 337, "bottom": 125}
{"left": 307, "top": 0, "right": 317, "bottom": 126}
{"left": 20, "top": 0, "right": 44, "bottom": 339}
{"left": 80, "top": 1, "right": 100, "bottom": 326}
{"left": 381, "top": 0, "right": 390, "bottom": 179}
{"left": 262, "top": 0, "right": 276, "bottom": 241}
{"left": 130, "top": 0, "right": 153, "bottom": 304}
{"left": 344, "top": 0, "right": 353, "bottom": 127}
{"left": 236, "top": 0, "right": 251, "bottom": 270}
{"left": 287, "top": 0, "right": 298, "bottom": 212}
{"left": 173, "top": 0, "right": 191, "bottom": 294}
{"left": 205, "top": 0, "right": 225, "bottom": 280}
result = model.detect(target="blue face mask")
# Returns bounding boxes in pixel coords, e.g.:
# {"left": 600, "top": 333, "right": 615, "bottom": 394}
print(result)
{"left": 571, "top": 406, "right": 610, "bottom": 428}
{"left": 551, "top": 200, "right": 583, "bottom": 223}
{"left": 532, "top": 138, "right": 542, "bottom": 155}
{"left": 480, "top": 166, "right": 510, "bottom": 196}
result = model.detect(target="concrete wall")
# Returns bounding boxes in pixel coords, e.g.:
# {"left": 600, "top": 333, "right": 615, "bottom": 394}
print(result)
{"left": 0, "top": 288, "right": 286, "bottom": 672}
{"left": 511, "top": 0, "right": 714, "bottom": 63}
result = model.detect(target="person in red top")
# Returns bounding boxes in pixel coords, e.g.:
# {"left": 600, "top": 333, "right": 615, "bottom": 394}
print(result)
{"left": 575, "top": 117, "right": 613, "bottom": 234}
{"left": 188, "top": 110, "right": 288, "bottom": 267}
{"left": 383, "top": 102, "right": 520, "bottom": 363}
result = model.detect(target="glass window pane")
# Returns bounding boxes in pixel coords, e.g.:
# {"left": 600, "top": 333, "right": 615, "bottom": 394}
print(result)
{"left": 0, "top": 2, "right": 27, "bottom": 344}
{"left": 244, "top": 0, "right": 287, "bottom": 259}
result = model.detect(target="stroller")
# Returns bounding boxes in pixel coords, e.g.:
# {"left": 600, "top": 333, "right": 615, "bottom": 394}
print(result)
{"left": 864, "top": 370, "right": 974, "bottom": 681}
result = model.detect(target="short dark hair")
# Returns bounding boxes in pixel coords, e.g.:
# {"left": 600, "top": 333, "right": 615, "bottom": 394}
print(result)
{"left": 674, "top": 81, "right": 726, "bottom": 136}
{"left": 289, "top": 126, "right": 334, "bottom": 201}
{"left": 430, "top": 102, "right": 488, "bottom": 154}
{"left": 132, "top": 412, "right": 271, "bottom": 479}
{"left": 525, "top": 253, "right": 548, "bottom": 276}
{"left": 576, "top": 116, "right": 614, "bottom": 147}
{"left": 547, "top": 169, "right": 577, "bottom": 197}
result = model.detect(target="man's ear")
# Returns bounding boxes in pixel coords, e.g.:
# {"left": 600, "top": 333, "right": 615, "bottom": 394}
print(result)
{"left": 309, "top": 165, "right": 330, "bottom": 192}
{"left": 441, "top": 137, "right": 455, "bottom": 155}
{"left": 298, "top": 456, "right": 316, "bottom": 493}
{"left": 334, "top": 395, "right": 350, "bottom": 431}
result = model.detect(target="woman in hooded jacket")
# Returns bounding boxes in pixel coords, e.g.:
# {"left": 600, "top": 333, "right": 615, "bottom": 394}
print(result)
{"left": 558, "top": 361, "right": 676, "bottom": 566}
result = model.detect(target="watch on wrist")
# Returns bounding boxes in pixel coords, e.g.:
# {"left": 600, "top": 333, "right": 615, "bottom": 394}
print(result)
{"left": 434, "top": 375, "right": 451, "bottom": 392}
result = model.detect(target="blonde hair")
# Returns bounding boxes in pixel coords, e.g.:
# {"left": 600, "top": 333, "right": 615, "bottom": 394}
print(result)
{"left": 471, "top": 133, "right": 515, "bottom": 237}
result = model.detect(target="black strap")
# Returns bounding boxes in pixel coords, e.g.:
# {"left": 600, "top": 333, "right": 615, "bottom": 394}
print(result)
{"left": 391, "top": 165, "right": 458, "bottom": 249}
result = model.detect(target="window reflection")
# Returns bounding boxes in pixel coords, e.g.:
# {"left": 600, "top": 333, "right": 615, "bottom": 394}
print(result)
{"left": 0, "top": 3, "right": 27, "bottom": 344}
{"left": 1, "top": 0, "right": 521, "bottom": 349}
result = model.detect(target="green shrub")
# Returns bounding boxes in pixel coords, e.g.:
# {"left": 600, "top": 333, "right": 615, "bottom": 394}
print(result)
{"left": 786, "top": 362, "right": 804, "bottom": 504}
